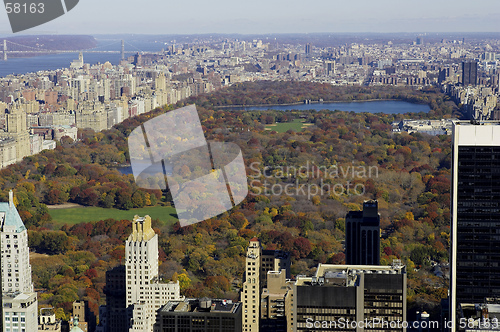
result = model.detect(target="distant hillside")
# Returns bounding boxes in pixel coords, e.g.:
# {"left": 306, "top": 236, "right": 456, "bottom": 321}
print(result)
{"left": 1, "top": 35, "right": 97, "bottom": 51}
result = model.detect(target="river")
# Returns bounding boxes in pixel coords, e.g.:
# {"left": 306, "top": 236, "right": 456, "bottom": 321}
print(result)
{"left": 0, "top": 39, "right": 167, "bottom": 77}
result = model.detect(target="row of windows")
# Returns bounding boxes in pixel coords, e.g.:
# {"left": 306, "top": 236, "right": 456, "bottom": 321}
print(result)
{"left": 4, "top": 235, "right": 19, "bottom": 239}
{"left": 4, "top": 317, "right": 25, "bottom": 321}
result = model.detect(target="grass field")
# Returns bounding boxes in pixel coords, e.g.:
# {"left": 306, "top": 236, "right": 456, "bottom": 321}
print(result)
{"left": 265, "top": 119, "right": 312, "bottom": 133}
{"left": 49, "top": 205, "right": 178, "bottom": 227}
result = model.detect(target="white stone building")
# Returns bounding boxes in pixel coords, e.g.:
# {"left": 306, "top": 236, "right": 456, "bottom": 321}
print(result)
{"left": 3, "top": 292, "right": 38, "bottom": 332}
{"left": 125, "top": 215, "right": 183, "bottom": 332}
{"left": 1, "top": 190, "right": 38, "bottom": 332}
{"left": 1, "top": 191, "right": 34, "bottom": 293}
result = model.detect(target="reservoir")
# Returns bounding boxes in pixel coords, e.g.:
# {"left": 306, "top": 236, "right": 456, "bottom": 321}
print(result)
{"left": 225, "top": 100, "right": 431, "bottom": 114}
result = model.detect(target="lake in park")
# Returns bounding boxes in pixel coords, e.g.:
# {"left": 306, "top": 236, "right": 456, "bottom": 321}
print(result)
{"left": 225, "top": 100, "right": 430, "bottom": 114}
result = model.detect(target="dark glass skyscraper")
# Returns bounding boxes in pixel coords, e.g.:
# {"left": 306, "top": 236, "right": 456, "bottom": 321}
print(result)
{"left": 345, "top": 200, "right": 380, "bottom": 265}
{"left": 462, "top": 61, "right": 478, "bottom": 86}
{"left": 450, "top": 121, "right": 500, "bottom": 331}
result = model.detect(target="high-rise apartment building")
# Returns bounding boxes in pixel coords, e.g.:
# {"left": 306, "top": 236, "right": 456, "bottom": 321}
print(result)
{"left": 241, "top": 239, "right": 292, "bottom": 332}
{"left": 242, "top": 239, "right": 261, "bottom": 332}
{"left": 99, "top": 215, "right": 183, "bottom": 332}
{"left": 325, "top": 61, "right": 336, "bottom": 76}
{"left": 0, "top": 103, "right": 30, "bottom": 162}
{"left": 462, "top": 61, "right": 478, "bottom": 86}
{"left": 125, "top": 215, "right": 183, "bottom": 332}
{"left": 345, "top": 200, "right": 380, "bottom": 265}
{"left": 1, "top": 190, "right": 38, "bottom": 332}
{"left": 102, "top": 265, "right": 129, "bottom": 332}
{"left": 293, "top": 263, "right": 407, "bottom": 332}
{"left": 154, "top": 73, "right": 167, "bottom": 91}
{"left": 450, "top": 121, "right": 500, "bottom": 331}
{"left": 260, "top": 270, "right": 293, "bottom": 332}
{"left": 1, "top": 191, "right": 33, "bottom": 293}
{"left": 305, "top": 44, "right": 311, "bottom": 55}
{"left": 75, "top": 101, "right": 108, "bottom": 132}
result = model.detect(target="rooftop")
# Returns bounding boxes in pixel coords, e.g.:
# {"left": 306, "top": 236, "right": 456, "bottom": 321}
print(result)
{"left": 295, "top": 263, "right": 406, "bottom": 286}
{"left": 160, "top": 298, "right": 241, "bottom": 315}
{"left": 0, "top": 192, "right": 27, "bottom": 233}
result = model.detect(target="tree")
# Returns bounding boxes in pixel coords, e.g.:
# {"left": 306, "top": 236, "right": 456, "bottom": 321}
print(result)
{"left": 177, "top": 272, "right": 191, "bottom": 290}
{"left": 131, "top": 191, "right": 145, "bottom": 208}
{"left": 293, "top": 237, "right": 312, "bottom": 258}
{"left": 229, "top": 212, "right": 248, "bottom": 230}
{"left": 116, "top": 189, "right": 133, "bottom": 210}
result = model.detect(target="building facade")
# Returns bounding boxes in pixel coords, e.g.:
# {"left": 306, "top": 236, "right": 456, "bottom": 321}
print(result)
{"left": 0, "top": 137, "right": 17, "bottom": 169}
{"left": 154, "top": 298, "right": 242, "bottom": 332}
{"left": 101, "top": 265, "right": 129, "bottom": 332}
{"left": 70, "top": 301, "right": 96, "bottom": 332}
{"left": 3, "top": 292, "right": 38, "bottom": 332}
{"left": 125, "top": 215, "right": 183, "bottom": 332}
{"left": 242, "top": 239, "right": 261, "bottom": 332}
{"left": 345, "top": 200, "right": 380, "bottom": 266}
{"left": 293, "top": 263, "right": 406, "bottom": 332}
{"left": 450, "top": 121, "right": 500, "bottom": 331}
{"left": 1, "top": 190, "right": 38, "bottom": 331}
{"left": 1, "top": 191, "right": 34, "bottom": 293}
{"left": 241, "top": 239, "right": 293, "bottom": 332}
{"left": 1, "top": 105, "right": 30, "bottom": 162}
{"left": 260, "top": 250, "right": 291, "bottom": 285}
{"left": 462, "top": 61, "right": 478, "bottom": 86}
{"left": 260, "top": 270, "right": 294, "bottom": 332}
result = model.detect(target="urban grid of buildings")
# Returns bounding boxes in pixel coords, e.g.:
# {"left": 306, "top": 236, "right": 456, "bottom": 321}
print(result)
{"left": 1, "top": 36, "right": 500, "bottom": 168}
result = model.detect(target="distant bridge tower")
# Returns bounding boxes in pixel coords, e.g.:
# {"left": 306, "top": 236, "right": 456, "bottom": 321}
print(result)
{"left": 3, "top": 40, "right": 7, "bottom": 61}
{"left": 121, "top": 40, "right": 125, "bottom": 60}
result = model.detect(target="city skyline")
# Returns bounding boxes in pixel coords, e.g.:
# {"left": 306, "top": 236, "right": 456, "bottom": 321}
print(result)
{"left": 0, "top": 0, "right": 500, "bottom": 35}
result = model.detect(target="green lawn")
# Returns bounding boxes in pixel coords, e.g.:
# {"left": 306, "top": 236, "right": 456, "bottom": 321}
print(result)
{"left": 265, "top": 119, "right": 312, "bottom": 133}
{"left": 49, "top": 206, "right": 178, "bottom": 227}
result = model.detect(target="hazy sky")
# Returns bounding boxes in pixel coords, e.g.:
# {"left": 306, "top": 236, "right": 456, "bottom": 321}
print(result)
{"left": 1, "top": 0, "right": 500, "bottom": 35}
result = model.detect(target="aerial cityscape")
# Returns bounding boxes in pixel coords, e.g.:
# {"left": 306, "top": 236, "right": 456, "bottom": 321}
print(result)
{"left": 1, "top": 1, "right": 500, "bottom": 332}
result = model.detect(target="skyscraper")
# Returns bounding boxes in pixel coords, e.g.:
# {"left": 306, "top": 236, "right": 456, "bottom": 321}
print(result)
{"left": 0, "top": 103, "right": 30, "bottom": 162}
{"left": 305, "top": 43, "right": 311, "bottom": 55}
{"left": 94, "top": 215, "right": 184, "bottom": 332}
{"left": 1, "top": 190, "right": 38, "bottom": 332}
{"left": 462, "top": 61, "right": 478, "bottom": 86}
{"left": 241, "top": 239, "right": 292, "bottom": 332}
{"left": 242, "top": 239, "right": 261, "bottom": 332}
{"left": 450, "top": 121, "right": 500, "bottom": 331}
{"left": 1, "top": 191, "right": 33, "bottom": 293}
{"left": 325, "top": 61, "right": 336, "bottom": 76}
{"left": 345, "top": 200, "right": 380, "bottom": 265}
{"left": 101, "top": 265, "right": 128, "bottom": 332}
